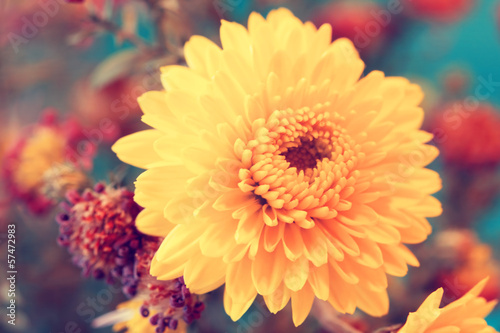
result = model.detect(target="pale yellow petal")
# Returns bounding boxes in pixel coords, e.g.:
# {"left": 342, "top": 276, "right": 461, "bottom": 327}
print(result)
{"left": 112, "top": 129, "right": 163, "bottom": 169}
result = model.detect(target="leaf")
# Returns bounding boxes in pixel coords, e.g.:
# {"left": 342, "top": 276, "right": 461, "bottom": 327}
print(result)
{"left": 90, "top": 50, "right": 138, "bottom": 89}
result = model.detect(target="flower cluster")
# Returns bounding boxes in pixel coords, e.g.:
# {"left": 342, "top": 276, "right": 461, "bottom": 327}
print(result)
{"left": 57, "top": 183, "right": 142, "bottom": 291}
{"left": 57, "top": 182, "right": 205, "bottom": 331}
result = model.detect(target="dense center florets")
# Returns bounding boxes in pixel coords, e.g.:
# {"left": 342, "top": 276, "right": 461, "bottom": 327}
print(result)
{"left": 235, "top": 103, "right": 363, "bottom": 229}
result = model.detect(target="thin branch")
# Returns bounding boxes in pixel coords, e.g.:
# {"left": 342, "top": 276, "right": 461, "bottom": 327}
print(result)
{"left": 88, "top": 14, "right": 150, "bottom": 51}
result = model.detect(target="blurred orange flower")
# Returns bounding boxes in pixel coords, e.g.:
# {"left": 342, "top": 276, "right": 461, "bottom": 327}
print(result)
{"left": 399, "top": 278, "right": 498, "bottom": 333}
{"left": 439, "top": 243, "right": 500, "bottom": 302}
{"left": 113, "top": 8, "right": 441, "bottom": 325}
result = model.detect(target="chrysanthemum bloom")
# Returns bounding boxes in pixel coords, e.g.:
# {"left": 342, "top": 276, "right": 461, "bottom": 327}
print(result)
{"left": 57, "top": 183, "right": 143, "bottom": 292}
{"left": 113, "top": 8, "right": 442, "bottom": 325}
{"left": 2, "top": 109, "right": 95, "bottom": 214}
{"left": 431, "top": 103, "right": 500, "bottom": 168}
{"left": 398, "top": 278, "right": 498, "bottom": 333}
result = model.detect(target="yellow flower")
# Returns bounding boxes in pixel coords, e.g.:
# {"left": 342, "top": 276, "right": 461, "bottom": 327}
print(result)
{"left": 13, "top": 126, "right": 67, "bottom": 192}
{"left": 113, "top": 8, "right": 442, "bottom": 325}
{"left": 2, "top": 110, "right": 94, "bottom": 214}
{"left": 399, "top": 278, "right": 498, "bottom": 333}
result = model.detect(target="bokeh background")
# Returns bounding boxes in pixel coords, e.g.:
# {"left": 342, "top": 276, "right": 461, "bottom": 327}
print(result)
{"left": 2, "top": 0, "right": 500, "bottom": 332}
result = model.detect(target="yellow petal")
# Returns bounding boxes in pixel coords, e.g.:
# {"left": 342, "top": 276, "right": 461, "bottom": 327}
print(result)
{"left": 184, "top": 255, "right": 226, "bottom": 294}
{"left": 223, "top": 289, "right": 257, "bottom": 321}
{"left": 234, "top": 204, "right": 264, "bottom": 244}
{"left": 226, "top": 255, "right": 257, "bottom": 302}
{"left": 302, "top": 227, "right": 329, "bottom": 266}
{"left": 291, "top": 283, "right": 315, "bottom": 326}
{"left": 355, "top": 286, "right": 389, "bottom": 317}
{"left": 135, "top": 208, "right": 173, "bottom": 237}
{"left": 199, "top": 222, "right": 238, "bottom": 257}
{"left": 184, "top": 35, "right": 222, "bottom": 78}
{"left": 263, "top": 282, "right": 291, "bottom": 314}
{"left": 251, "top": 244, "right": 287, "bottom": 295}
{"left": 134, "top": 165, "right": 190, "bottom": 211}
{"left": 112, "top": 130, "right": 163, "bottom": 169}
{"left": 151, "top": 225, "right": 203, "bottom": 280}
{"left": 263, "top": 222, "right": 284, "bottom": 252}
{"left": 282, "top": 223, "right": 304, "bottom": 260}
{"left": 284, "top": 255, "right": 309, "bottom": 292}
{"left": 308, "top": 264, "right": 330, "bottom": 300}
{"left": 160, "top": 65, "right": 208, "bottom": 92}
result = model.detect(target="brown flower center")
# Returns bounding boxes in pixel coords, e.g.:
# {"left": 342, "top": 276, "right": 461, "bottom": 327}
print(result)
{"left": 281, "top": 137, "right": 333, "bottom": 172}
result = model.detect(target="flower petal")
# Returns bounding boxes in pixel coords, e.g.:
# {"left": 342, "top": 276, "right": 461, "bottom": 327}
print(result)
{"left": 252, "top": 244, "right": 287, "bottom": 295}
{"left": 112, "top": 130, "right": 163, "bottom": 169}
{"left": 291, "top": 283, "right": 315, "bottom": 326}
{"left": 135, "top": 208, "right": 173, "bottom": 237}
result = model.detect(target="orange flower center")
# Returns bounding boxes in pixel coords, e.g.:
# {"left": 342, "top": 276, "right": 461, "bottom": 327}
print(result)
{"left": 237, "top": 103, "right": 364, "bottom": 229}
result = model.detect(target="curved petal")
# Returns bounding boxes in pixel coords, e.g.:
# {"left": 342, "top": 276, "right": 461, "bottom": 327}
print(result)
{"left": 112, "top": 130, "right": 163, "bottom": 169}
{"left": 135, "top": 208, "right": 173, "bottom": 237}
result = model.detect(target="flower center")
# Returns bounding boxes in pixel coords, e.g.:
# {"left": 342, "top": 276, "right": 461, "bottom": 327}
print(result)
{"left": 281, "top": 137, "right": 332, "bottom": 172}
{"left": 230, "top": 104, "right": 363, "bottom": 229}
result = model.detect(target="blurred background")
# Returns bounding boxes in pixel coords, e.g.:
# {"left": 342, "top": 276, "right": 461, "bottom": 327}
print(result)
{"left": 1, "top": 0, "right": 500, "bottom": 332}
